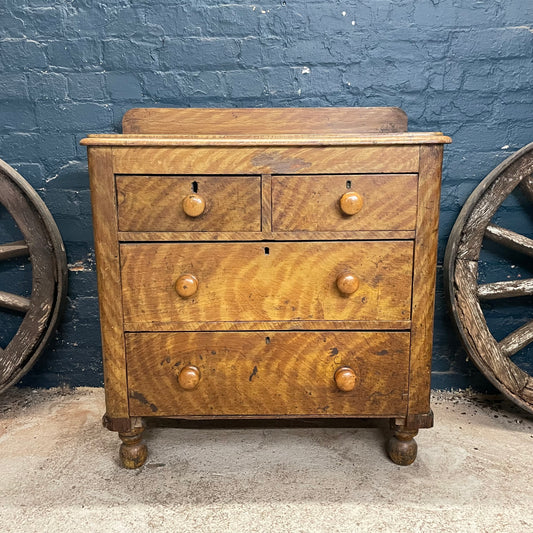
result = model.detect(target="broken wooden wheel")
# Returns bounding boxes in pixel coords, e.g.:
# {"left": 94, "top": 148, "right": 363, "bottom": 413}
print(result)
{"left": 0, "top": 159, "right": 67, "bottom": 393}
{"left": 444, "top": 142, "right": 533, "bottom": 414}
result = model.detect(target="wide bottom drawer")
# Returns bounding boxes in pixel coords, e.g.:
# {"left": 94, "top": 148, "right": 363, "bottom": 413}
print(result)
{"left": 126, "top": 331, "right": 410, "bottom": 417}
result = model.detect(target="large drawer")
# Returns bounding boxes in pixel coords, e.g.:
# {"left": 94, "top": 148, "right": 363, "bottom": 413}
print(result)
{"left": 126, "top": 331, "right": 410, "bottom": 417}
{"left": 120, "top": 241, "right": 414, "bottom": 330}
{"left": 116, "top": 175, "right": 261, "bottom": 232}
{"left": 272, "top": 174, "right": 418, "bottom": 232}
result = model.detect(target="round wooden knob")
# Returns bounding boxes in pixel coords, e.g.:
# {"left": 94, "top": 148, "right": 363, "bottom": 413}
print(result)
{"left": 339, "top": 191, "right": 363, "bottom": 215}
{"left": 182, "top": 194, "right": 205, "bottom": 217}
{"left": 178, "top": 365, "right": 200, "bottom": 390}
{"left": 175, "top": 274, "right": 198, "bottom": 298}
{"left": 335, "top": 367, "right": 356, "bottom": 392}
{"left": 336, "top": 272, "right": 359, "bottom": 295}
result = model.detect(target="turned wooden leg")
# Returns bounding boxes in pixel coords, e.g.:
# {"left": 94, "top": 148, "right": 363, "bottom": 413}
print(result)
{"left": 387, "top": 424, "right": 418, "bottom": 466}
{"left": 119, "top": 426, "right": 148, "bottom": 469}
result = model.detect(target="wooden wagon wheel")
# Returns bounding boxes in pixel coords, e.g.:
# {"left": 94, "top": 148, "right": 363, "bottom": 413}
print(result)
{"left": 0, "top": 159, "right": 67, "bottom": 393}
{"left": 444, "top": 142, "right": 533, "bottom": 414}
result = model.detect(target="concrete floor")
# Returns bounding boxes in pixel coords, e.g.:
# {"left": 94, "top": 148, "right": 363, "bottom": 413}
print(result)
{"left": 0, "top": 388, "right": 532, "bottom": 533}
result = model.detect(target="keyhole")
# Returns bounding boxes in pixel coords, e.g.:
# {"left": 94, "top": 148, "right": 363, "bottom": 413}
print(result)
{"left": 192, "top": 181, "right": 198, "bottom": 193}
{"left": 264, "top": 247, "right": 270, "bottom": 255}
{"left": 265, "top": 337, "right": 271, "bottom": 344}
{"left": 346, "top": 180, "right": 352, "bottom": 189}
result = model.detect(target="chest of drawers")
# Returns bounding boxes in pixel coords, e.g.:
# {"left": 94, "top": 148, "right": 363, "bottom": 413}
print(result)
{"left": 82, "top": 107, "right": 450, "bottom": 468}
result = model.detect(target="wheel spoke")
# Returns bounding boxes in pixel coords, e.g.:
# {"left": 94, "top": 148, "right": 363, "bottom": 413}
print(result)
{"left": 0, "top": 240, "right": 29, "bottom": 261}
{"left": 499, "top": 320, "right": 533, "bottom": 357}
{"left": 0, "top": 290, "right": 30, "bottom": 313}
{"left": 484, "top": 225, "right": 533, "bottom": 258}
{"left": 478, "top": 278, "right": 533, "bottom": 300}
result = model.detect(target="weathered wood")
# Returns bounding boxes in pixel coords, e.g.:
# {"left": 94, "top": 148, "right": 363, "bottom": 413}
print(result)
{"left": 272, "top": 174, "right": 418, "bottom": 232}
{"left": 407, "top": 145, "right": 443, "bottom": 417}
{"left": 478, "top": 278, "right": 533, "bottom": 300}
{"left": 126, "top": 331, "right": 410, "bottom": 417}
{"left": 110, "top": 145, "right": 421, "bottom": 175}
{"left": 0, "top": 241, "right": 29, "bottom": 261}
{"left": 0, "top": 159, "right": 67, "bottom": 394}
{"left": 0, "top": 291, "right": 30, "bottom": 313}
{"left": 499, "top": 320, "right": 533, "bottom": 357}
{"left": 484, "top": 224, "right": 533, "bottom": 258}
{"left": 87, "top": 147, "right": 129, "bottom": 419}
{"left": 116, "top": 175, "right": 261, "bottom": 232}
{"left": 120, "top": 241, "right": 414, "bottom": 328}
{"left": 444, "top": 141, "right": 533, "bottom": 415}
{"left": 121, "top": 107, "right": 410, "bottom": 135}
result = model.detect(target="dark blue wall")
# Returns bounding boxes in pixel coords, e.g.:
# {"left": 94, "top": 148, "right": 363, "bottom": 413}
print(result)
{"left": 1, "top": 0, "right": 532, "bottom": 390}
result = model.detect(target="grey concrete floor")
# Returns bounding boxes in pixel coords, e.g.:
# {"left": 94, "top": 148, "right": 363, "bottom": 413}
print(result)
{"left": 0, "top": 387, "right": 532, "bottom": 533}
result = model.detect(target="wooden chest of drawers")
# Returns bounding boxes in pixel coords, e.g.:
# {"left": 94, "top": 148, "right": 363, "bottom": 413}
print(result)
{"left": 82, "top": 107, "right": 450, "bottom": 468}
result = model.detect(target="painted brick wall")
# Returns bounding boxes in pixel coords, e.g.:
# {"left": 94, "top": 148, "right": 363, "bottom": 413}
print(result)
{"left": 0, "top": 1, "right": 532, "bottom": 390}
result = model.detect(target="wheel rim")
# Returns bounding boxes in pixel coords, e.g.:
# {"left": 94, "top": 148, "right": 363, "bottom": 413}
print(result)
{"left": 0, "top": 160, "right": 67, "bottom": 393}
{"left": 444, "top": 142, "right": 533, "bottom": 414}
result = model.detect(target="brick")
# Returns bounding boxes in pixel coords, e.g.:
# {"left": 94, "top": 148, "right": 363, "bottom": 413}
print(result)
{"left": 225, "top": 70, "right": 264, "bottom": 98}
{"left": 106, "top": 72, "right": 143, "bottom": 100}
{"left": 67, "top": 72, "right": 106, "bottom": 101}
{"left": 182, "top": 71, "right": 225, "bottom": 98}
{"left": 0, "top": 102, "right": 36, "bottom": 132}
{"left": 141, "top": 71, "right": 185, "bottom": 101}
{"left": 7, "top": 162, "right": 45, "bottom": 189}
{"left": 160, "top": 38, "right": 240, "bottom": 70}
{"left": 0, "top": 40, "right": 47, "bottom": 71}
{"left": 35, "top": 102, "right": 113, "bottom": 132}
{"left": 103, "top": 39, "right": 160, "bottom": 71}
{"left": 145, "top": 5, "right": 205, "bottom": 37}
{"left": 46, "top": 39, "right": 102, "bottom": 70}
{"left": 0, "top": 73, "right": 29, "bottom": 99}
{"left": 203, "top": 4, "right": 261, "bottom": 37}
{"left": 28, "top": 72, "right": 68, "bottom": 100}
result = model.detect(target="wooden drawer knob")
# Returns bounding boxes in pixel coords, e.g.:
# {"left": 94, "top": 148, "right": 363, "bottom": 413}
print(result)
{"left": 339, "top": 191, "right": 363, "bottom": 215}
{"left": 175, "top": 274, "right": 198, "bottom": 298}
{"left": 182, "top": 194, "right": 205, "bottom": 217}
{"left": 336, "top": 272, "right": 359, "bottom": 295}
{"left": 335, "top": 366, "right": 356, "bottom": 392}
{"left": 178, "top": 365, "right": 200, "bottom": 390}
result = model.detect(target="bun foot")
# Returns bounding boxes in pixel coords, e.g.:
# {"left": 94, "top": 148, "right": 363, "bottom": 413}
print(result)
{"left": 119, "top": 427, "right": 148, "bottom": 469}
{"left": 387, "top": 426, "right": 418, "bottom": 466}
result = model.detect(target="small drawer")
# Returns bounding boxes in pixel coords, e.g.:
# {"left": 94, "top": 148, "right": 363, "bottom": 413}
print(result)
{"left": 126, "top": 331, "right": 410, "bottom": 416}
{"left": 116, "top": 175, "right": 261, "bottom": 232}
{"left": 120, "top": 240, "right": 413, "bottom": 330}
{"left": 272, "top": 174, "right": 418, "bottom": 232}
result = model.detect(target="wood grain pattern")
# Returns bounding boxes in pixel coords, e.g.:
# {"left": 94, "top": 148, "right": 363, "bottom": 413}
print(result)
{"left": 407, "top": 145, "right": 443, "bottom": 417}
{"left": 111, "top": 146, "right": 420, "bottom": 175}
{"left": 82, "top": 133, "right": 451, "bottom": 146}
{"left": 87, "top": 147, "right": 129, "bottom": 419}
{"left": 116, "top": 175, "right": 261, "bottom": 232}
{"left": 117, "top": 230, "right": 416, "bottom": 242}
{"left": 120, "top": 241, "right": 414, "bottom": 329}
{"left": 121, "top": 107, "right": 409, "bottom": 134}
{"left": 125, "top": 331, "right": 410, "bottom": 416}
{"left": 272, "top": 174, "right": 418, "bottom": 231}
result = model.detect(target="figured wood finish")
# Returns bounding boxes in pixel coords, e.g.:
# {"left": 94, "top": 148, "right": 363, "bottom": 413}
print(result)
{"left": 272, "top": 175, "right": 418, "bottom": 231}
{"left": 122, "top": 107, "right": 409, "bottom": 134}
{"left": 126, "top": 331, "right": 410, "bottom": 416}
{"left": 407, "top": 145, "right": 443, "bottom": 417}
{"left": 120, "top": 241, "right": 413, "bottom": 329}
{"left": 87, "top": 148, "right": 129, "bottom": 419}
{"left": 334, "top": 367, "right": 357, "bottom": 392}
{"left": 116, "top": 175, "right": 261, "bottom": 232}
{"left": 117, "top": 230, "right": 416, "bottom": 242}
{"left": 111, "top": 146, "right": 420, "bottom": 175}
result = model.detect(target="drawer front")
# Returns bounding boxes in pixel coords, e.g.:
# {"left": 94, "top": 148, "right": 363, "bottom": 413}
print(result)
{"left": 116, "top": 175, "right": 261, "bottom": 232}
{"left": 272, "top": 174, "right": 418, "bottom": 231}
{"left": 120, "top": 241, "right": 413, "bottom": 329}
{"left": 126, "top": 331, "right": 410, "bottom": 416}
